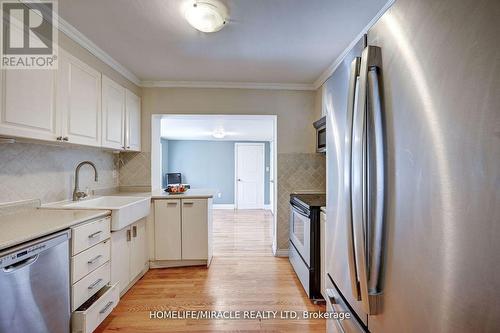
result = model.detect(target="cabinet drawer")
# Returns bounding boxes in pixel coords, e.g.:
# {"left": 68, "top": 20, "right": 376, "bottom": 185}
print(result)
{"left": 72, "top": 240, "right": 111, "bottom": 284}
{"left": 72, "top": 283, "right": 119, "bottom": 333}
{"left": 72, "top": 217, "right": 111, "bottom": 255}
{"left": 72, "top": 261, "right": 111, "bottom": 311}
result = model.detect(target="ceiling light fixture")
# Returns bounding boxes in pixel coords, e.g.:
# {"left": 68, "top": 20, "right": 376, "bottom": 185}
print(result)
{"left": 212, "top": 128, "right": 226, "bottom": 139}
{"left": 184, "top": 0, "right": 229, "bottom": 33}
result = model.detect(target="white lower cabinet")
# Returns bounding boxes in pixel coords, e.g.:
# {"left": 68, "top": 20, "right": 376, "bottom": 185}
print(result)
{"left": 181, "top": 200, "right": 208, "bottom": 260}
{"left": 72, "top": 283, "right": 119, "bottom": 333}
{"left": 154, "top": 198, "right": 212, "bottom": 264}
{"left": 154, "top": 199, "right": 181, "bottom": 260}
{"left": 110, "top": 218, "right": 148, "bottom": 294}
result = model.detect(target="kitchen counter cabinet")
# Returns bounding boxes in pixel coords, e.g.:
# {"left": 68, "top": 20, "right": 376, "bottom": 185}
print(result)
{"left": 153, "top": 197, "right": 213, "bottom": 268}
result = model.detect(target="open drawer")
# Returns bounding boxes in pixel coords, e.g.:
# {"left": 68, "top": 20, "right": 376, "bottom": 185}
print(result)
{"left": 72, "top": 283, "right": 120, "bottom": 333}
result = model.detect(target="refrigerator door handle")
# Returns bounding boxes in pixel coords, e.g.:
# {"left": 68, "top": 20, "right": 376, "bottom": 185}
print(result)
{"left": 367, "top": 65, "right": 385, "bottom": 300}
{"left": 345, "top": 56, "right": 362, "bottom": 301}
{"left": 352, "top": 45, "right": 384, "bottom": 315}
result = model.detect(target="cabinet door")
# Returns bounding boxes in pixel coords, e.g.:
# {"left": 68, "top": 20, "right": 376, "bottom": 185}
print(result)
{"left": 101, "top": 75, "right": 125, "bottom": 149}
{"left": 59, "top": 52, "right": 101, "bottom": 146}
{"left": 154, "top": 200, "right": 181, "bottom": 260}
{"left": 125, "top": 89, "right": 141, "bottom": 151}
{"left": 0, "top": 69, "right": 58, "bottom": 141}
{"left": 130, "top": 219, "right": 147, "bottom": 280}
{"left": 181, "top": 199, "right": 208, "bottom": 260}
{"left": 111, "top": 227, "right": 131, "bottom": 293}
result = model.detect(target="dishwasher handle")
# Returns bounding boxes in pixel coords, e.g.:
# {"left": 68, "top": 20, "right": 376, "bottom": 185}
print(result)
{"left": 2, "top": 254, "right": 39, "bottom": 273}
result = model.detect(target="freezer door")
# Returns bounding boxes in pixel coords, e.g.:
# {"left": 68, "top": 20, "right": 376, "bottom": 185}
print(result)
{"left": 325, "top": 37, "right": 369, "bottom": 325}
{"left": 366, "top": 0, "right": 500, "bottom": 332}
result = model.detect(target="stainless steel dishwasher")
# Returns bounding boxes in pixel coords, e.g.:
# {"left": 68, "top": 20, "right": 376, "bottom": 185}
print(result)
{"left": 0, "top": 230, "right": 71, "bottom": 333}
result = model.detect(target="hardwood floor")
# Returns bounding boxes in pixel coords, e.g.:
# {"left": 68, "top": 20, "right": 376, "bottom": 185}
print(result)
{"left": 96, "top": 209, "right": 326, "bottom": 332}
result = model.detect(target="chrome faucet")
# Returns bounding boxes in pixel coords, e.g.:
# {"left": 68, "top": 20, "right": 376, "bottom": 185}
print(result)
{"left": 73, "top": 161, "right": 98, "bottom": 201}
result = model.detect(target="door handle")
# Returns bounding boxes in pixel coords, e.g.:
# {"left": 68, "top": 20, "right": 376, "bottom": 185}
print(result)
{"left": 366, "top": 64, "right": 385, "bottom": 297}
{"left": 88, "top": 231, "right": 102, "bottom": 239}
{"left": 87, "top": 278, "right": 103, "bottom": 290}
{"left": 126, "top": 229, "right": 131, "bottom": 242}
{"left": 345, "top": 56, "right": 362, "bottom": 302}
{"left": 87, "top": 255, "right": 102, "bottom": 264}
{"left": 2, "top": 254, "right": 38, "bottom": 273}
{"left": 99, "top": 301, "right": 114, "bottom": 314}
{"left": 352, "top": 45, "right": 384, "bottom": 315}
{"left": 132, "top": 225, "right": 137, "bottom": 237}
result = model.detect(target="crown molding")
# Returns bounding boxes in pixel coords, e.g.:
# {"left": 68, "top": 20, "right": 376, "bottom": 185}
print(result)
{"left": 140, "top": 80, "right": 316, "bottom": 90}
{"left": 23, "top": 0, "right": 394, "bottom": 92}
{"left": 313, "top": 0, "right": 396, "bottom": 89}
{"left": 57, "top": 17, "right": 142, "bottom": 86}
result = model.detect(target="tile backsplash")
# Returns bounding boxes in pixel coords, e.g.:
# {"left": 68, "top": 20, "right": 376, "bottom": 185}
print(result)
{"left": 0, "top": 142, "right": 118, "bottom": 204}
{"left": 277, "top": 153, "right": 326, "bottom": 250}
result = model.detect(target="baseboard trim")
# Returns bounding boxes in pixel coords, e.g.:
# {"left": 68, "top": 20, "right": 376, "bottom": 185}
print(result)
{"left": 150, "top": 260, "right": 208, "bottom": 268}
{"left": 213, "top": 204, "right": 235, "bottom": 210}
{"left": 275, "top": 249, "right": 289, "bottom": 257}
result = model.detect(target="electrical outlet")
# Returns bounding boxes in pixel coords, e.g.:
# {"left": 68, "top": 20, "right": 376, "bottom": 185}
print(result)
{"left": 217, "top": 192, "right": 222, "bottom": 198}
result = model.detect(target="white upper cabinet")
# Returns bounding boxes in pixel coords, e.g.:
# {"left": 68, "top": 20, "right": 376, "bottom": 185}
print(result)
{"left": 101, "top": 75, "right": 125, "bottom": 150}
{"left": 125, "top": 89, "right": 141, "bottom": 151}
{"left": 0, "top": 50, "right": 140, "bottom": 151}
{"left": 0, "top": 69, "right": 58, "bottom": 141}
{"left": 58, "top": 51, "right": 102, "bottom": 146}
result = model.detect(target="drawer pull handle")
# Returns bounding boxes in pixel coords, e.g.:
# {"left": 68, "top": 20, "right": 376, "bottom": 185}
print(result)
{"left": 99, "top": 301, "right": 114, "bottom": 314}
{"left": 87, "top": 255, "right": 102, "bottom": 264}
{"left": 183, "top": 202, "right": 194, "bottom": 205}
{"left": 88, "top": 231, "right": 103, "bottom": 239}
{"left": 88, "top": 278, "right": 103, "bottom": 290}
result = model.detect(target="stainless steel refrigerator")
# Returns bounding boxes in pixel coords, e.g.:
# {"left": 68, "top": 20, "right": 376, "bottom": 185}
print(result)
{"left": 324, "top": 0, "right": 500, "bottom": 332}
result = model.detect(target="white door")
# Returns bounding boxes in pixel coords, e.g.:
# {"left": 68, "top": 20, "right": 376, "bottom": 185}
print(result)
{"left": 130, "top": 219, "right": 147, "bottom": 280}
{"left": 181, "top": 199, "right": 208, "bottom": 260}
{"left": 101, "top": 75, "right": 125, "bottom": 149}
{"left": 0, "top": 69, "right": 59, "bottom": 141}
{"left": 110, "top": 227, "right": 131, "bottom": 293}
{"left": 235, "top": 143, "right": 265, "bottom": 209}
{"left": 125, "top": 89, "right": 141, "bottom": 151}
{"left": 154, "top": 199, "right": 182, "bottom": 260}
{"left": 58, "top": 52, "right": 102, "bottom": 146}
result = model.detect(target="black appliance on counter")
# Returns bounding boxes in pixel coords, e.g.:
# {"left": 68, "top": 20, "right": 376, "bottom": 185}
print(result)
{"left": 289, "top": 193, "right": 326, "bottom": 301}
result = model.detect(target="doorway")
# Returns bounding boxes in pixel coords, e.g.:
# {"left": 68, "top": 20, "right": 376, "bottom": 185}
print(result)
{"left": 235, "top": 143, "right": 265, "bottom": 209}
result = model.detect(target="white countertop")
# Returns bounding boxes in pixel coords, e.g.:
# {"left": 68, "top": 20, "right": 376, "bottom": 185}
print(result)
{"left": 151, "top": 188, "right": 214, "bottom": 199}
{"left": 0, "top": 208, "right": 110, "bottom": 251}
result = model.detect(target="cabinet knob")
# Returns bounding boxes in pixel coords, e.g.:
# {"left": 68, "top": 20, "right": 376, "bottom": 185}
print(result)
{"left": 62, "top": 137, "right": 69, "bottom": 141}
{"left": 56, "top": 136, "right": 63, "bottom": 141}
{"left": 127, "top": 146, "right": 131, "bottom": 149}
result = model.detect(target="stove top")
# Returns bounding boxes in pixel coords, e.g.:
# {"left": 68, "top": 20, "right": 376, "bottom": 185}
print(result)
{"left": 290, "top": 193, "right": 326, "bottom": 209}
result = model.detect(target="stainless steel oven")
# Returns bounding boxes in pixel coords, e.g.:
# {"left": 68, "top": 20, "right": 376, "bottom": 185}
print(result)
{"left": 313, "top": 116, "right": 326, "bottom": 153}
{"left": 289, "top": 193, "right": 325, "bottom": 301}
{"left": 290, "top": 204, "right": 311, "bottom": 266}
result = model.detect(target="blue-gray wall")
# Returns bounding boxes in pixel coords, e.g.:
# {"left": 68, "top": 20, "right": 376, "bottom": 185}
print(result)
{"left": 162, "top": 140, "right": 270, "bottom": 205}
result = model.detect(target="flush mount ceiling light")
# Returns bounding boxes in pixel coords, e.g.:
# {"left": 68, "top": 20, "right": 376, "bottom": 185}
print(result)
{"left": 184, "top": 0, "right": 229, "bottom": 33}
{"left": 212, "top": 128, "right": 226, "bottom": 139}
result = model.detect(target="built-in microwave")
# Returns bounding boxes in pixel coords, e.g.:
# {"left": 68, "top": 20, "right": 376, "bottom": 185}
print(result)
{"left": 313, "top": 116, "right": 326, "bottom": 153}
